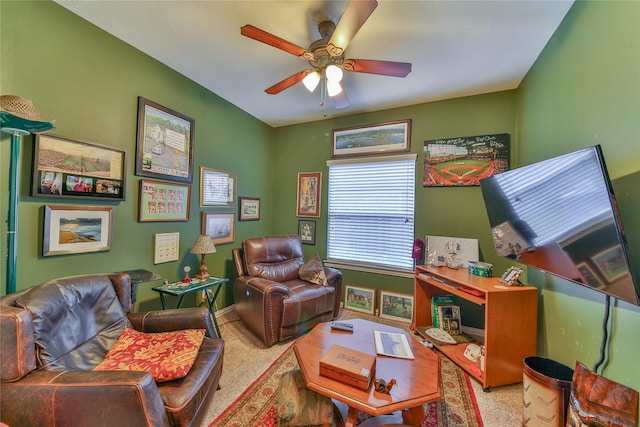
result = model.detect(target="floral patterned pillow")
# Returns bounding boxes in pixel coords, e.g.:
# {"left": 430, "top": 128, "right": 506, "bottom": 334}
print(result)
{"left": 298, "top": 254, "right": 328, "bottom": 286}
{"left": 94, "top": 328, "right": 205, "bottom": 382}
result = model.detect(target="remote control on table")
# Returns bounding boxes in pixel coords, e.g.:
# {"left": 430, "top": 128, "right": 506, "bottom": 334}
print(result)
{"left": 330, "top": 322, "right": 354, "bottom": 332}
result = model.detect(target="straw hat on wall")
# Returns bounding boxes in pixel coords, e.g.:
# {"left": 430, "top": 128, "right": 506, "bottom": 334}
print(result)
{"left": 0, "top": 95, "right": 55, "bottom": 133}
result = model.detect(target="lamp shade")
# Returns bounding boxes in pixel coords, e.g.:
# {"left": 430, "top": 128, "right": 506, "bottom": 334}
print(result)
{"left": 302, "top": 71, "right": 321, "bottom": 92}
{"left": 190, "top": 235, "right": 217, "bottom": 255}
{"left": 325, "top": 65, "right": 343, "bottom": 83}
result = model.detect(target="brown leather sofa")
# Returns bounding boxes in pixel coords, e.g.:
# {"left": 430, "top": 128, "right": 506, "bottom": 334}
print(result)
{"left": 0, "top": 273, "right": 224, "bottom": 427}
{"left": 232, "top": 235, "right": 342, "bottom": 347}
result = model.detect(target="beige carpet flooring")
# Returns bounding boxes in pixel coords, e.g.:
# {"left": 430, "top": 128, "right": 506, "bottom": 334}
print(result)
{"left": 201, "top": 307, "right": 522, "bottom": 426}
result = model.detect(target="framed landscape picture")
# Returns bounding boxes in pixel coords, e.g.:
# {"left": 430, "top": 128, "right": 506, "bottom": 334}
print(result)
{"left": 379, "top": 290, "right": 414, "bottom": 323}
{"left": 43, "top": 205, "right": 114, "bottom": 256}
{"left": 202, "top": 212, "right": 235, "bottom": 245}
{"left": 135, "top": 97, "right": 194, "bottom": 184}
{"left": 138, "top": 179, "right": 190, "bottom": 222}
{"left": 344, "top": 284, "right": 375, "bottom": 315}
{"left": 331, "top": 119, "right": 411, "bottom": 158}
{"left": 33, "top": 134, "right": 126, "bottom": 200}
{"left": 239, "top": 197, "right": 260, "bottom": 221}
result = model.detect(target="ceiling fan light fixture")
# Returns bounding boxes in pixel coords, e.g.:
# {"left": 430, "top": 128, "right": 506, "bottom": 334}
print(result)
{"left": 325, "top": 64, "right": 343, "bottom": 83}
{"left": 326, "top": 80, "right": 343, "bottom": 97}
{"left": 302, "top": 70, "right": 321, "bottom": 92}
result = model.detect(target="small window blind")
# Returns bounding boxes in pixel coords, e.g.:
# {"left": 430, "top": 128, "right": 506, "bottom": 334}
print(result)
{"left": 326, "top": 154, "right": 416, "bottom": 271}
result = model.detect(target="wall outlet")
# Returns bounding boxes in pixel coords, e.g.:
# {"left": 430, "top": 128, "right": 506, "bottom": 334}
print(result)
{"left": 199, "top": 290, "right": 208, "bottom": 304}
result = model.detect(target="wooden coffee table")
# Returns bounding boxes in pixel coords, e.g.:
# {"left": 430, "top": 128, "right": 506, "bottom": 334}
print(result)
{"left": 293, "top": 318, "right": 441, "bottom": 427}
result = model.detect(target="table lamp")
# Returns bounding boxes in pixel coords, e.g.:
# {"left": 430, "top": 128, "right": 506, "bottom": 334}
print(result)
{"left": 190, "top": 235, "right": 216, "bottom": 280}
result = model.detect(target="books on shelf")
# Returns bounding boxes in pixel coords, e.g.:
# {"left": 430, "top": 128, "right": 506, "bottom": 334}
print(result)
{"left": 437, "top": 305, "right": 462, "bottom": 335}
{"left": 431, "top": 295, "right": 454, "bottom": 328}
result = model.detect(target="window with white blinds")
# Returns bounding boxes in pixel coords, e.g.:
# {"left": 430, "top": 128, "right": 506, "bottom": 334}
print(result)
{"left": 326, "top": 154, "right": 416, "bottom": 271}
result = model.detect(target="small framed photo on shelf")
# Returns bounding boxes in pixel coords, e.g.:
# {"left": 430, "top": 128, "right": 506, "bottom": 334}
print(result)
{"left": 138, "top": 179, "right": 190, "bottom": 222}
{"left": 297, "top": 172, "right": 321, "bottom": 217}
{"left": 298, "top": 220, "right": 316, "bottom": 245}
{"left": 238, "top": 197, "right": 260, "bottom": 221}
{"left": 379, "top": 290, "right": 414, "bottom": 323}
{"left": 202, "top": 212, "right": 235, "bottom": 245}
{"left": 135, "top": 97, "right": 194, "bottom": 184}
{"left": 43, "top": 205, "right": 114, "bottom": 256}
{"left": 344, "top": 284, "right": 376, "bottom": 315}
{"left": 33, "top": 134, "right": 126, "bottom": 201}
{"left": 200, "top": 167, "right": 237, "bottom": 207}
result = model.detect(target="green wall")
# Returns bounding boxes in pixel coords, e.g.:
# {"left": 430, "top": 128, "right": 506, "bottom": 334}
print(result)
{"left": 2, "top": 0, "right": 639, "bottom": 400}
{"left": 271, "top": 91, "right": 517, "bottom": 299}
{"left": 0, "top": 1, "right": 274, "bottom": 309}
{"left": 516, "top": 0, "right": 640, "bottom": 394}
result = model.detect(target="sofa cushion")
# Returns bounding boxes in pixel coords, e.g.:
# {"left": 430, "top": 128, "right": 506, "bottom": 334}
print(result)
{"left": 94, "top": 328, "right": 205, "bottom": 382}
{"left": 299, "top": 255, "right": 328, "bottom": 286}
{"left": 15, "top": 275, "right": 128, "bottom": 371}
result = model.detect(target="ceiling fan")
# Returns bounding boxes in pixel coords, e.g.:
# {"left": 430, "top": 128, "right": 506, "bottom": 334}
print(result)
{"left": 240, "top": 0, "right": 411, "bottom": 109}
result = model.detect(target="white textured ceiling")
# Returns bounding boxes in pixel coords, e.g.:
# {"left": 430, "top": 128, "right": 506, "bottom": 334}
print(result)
{"left": 55, "top": 0, "right": 574, "bottom": 128}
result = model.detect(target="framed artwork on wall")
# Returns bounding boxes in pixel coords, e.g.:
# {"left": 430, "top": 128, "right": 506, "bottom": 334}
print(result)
{"left": 331, "top": 119, "right": 411, "bottom": 158}
{"left": 344, "top": 284, "right": 376, "bottom": 315}
{"left": 238, "top": 197, "right": 260, "bottom": 221}
{"left": 33, "top": 134, "right": 126, "bottom": 201}
{"left": 138, "top": 179, "right": 190, "bottom": 222}
{"left": 422, "top": 133, "right": 510, "bottom": 187}
{"left": 298, "top": 219, "right": 316, "bottom": 245}
{"left": 379, "top": 290, "right": 414, "bottom": 323}
{"left": 154, "top": 232, "right": 180, "bottom": 264}
{"left": 200, "top": 167, "right": 237, "bottom": 207}
{"left": 135, "top": 97, "right": 194, "bottom": 184}
{"left": 297, "top": 172, "right": 321, "bottom": 217}
{"left": 43, "top": 205, "right": 114, "bottom": 256}
{"left": 202, "top": 212, "right": 235, "bottom": 245}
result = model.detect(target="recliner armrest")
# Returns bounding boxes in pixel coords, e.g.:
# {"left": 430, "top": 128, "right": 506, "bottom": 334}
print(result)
{"left": 0, "top": 370, "right": 170, "bottom": 427}
{"left": 128, "top": 307, "right": 217, "bottom": 338}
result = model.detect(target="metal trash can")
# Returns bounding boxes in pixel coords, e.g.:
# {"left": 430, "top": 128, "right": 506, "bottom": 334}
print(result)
{"left": 523, "top": 356, "right": 574, "bottom": 427}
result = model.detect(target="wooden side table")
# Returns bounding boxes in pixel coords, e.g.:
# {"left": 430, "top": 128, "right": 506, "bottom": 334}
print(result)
{"left": 152, "top": 277, "right": 229, "bottom": 337}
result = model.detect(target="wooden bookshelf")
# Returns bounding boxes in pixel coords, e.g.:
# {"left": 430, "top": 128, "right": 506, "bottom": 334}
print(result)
{"left": 412, "top": 265, "right": 538, "bottom": 390}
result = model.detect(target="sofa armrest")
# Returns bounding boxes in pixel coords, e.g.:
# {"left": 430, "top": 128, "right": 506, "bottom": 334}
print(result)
{"left": 128, "top": 307, "right": 217, "bottom": 338}
{"left": 324, "top": 267, "right": 343, "bottom": 318}
{"left": 0, "top": 305, "right": 37, "bottom": 382}
{"left": 0, "top": 370, "right": 170, "bottom": 427}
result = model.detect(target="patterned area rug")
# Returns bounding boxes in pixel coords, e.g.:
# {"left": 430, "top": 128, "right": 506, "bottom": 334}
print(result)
{"left": 209, "top": 344, "right": 483, "bottom": 427}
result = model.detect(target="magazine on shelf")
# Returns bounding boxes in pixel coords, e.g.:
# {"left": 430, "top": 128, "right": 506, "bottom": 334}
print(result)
{"left": 373, "top": 331, "right": 414, "bottom": 359}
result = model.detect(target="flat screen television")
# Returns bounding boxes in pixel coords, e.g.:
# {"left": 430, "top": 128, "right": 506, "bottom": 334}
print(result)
{"left": 480, "top": 145, "right": 640, "bottom": 306}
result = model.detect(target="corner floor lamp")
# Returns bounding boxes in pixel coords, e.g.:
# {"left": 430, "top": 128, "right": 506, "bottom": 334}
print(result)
{"left": 190, "top": 235, "right": 217, "bottom": 280}
{"left": 0, "top": 95, "right": 55, "bottom": 294}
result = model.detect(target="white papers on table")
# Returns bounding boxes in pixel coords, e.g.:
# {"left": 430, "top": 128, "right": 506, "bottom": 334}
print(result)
{"left": 374, "top": 331, "right": 415, "bottom": 359}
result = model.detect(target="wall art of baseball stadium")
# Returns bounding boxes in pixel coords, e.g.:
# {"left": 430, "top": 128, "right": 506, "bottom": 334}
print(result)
{"left": 423, "top": 133, "right": 510, "bottom": 187}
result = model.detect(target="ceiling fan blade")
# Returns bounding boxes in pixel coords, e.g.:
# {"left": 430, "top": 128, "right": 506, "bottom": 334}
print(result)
{"left": 343, "top": 59, "right": 412, "bottom": 77}
{"left": 330, "top": 84, "right": 350, "bottom": 109}
{"left": 327, "top": 0, "right": 378, "bottom": 57}
{"left": 265, "top": 70, "right": 313, "bottom": 95}
{"left": 241, "top": 25, "right": 313, "bottom": 60}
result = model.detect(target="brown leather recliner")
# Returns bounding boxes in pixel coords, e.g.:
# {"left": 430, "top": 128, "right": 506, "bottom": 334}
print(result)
{"left": 0, "top": 273, "right": 224, "bottom": 427}
{"left": 232, "top": 235, "right": 342, "bottom": 347}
